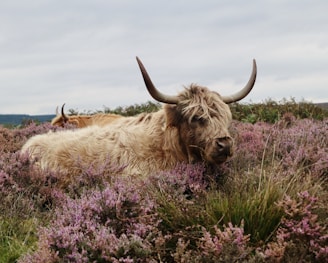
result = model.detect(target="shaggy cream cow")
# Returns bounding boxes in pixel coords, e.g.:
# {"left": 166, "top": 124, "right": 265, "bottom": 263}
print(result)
{"left": 22, "top": 57, "right": 257, "bottom": 178}
{"left": 51, "top": 104, "right": 122, "bottom": 127}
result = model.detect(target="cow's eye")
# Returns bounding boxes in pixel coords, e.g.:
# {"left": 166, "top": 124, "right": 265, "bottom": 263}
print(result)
{"left": 191, "top": 116, "right": 199, "bottom": 122}
{"left": 198, "top": 117, "right": 207, "bottom": 125}
{"left": 191, "top": 116, "right": 206, "bottom": 125}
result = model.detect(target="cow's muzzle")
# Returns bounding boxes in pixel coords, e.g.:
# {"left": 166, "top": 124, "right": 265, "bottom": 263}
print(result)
{"left": 216, "top": 137, "right": 233, "bottom": 157}
{"left": 207, "top": 137, "right": 233, "bottom": 164}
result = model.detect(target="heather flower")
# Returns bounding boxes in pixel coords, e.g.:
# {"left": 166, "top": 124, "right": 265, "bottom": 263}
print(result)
{"left": 229, "top": 118, "right": 328, "bottom": 178}
{"left": 278, "top": 112, "right": 296, "bottom": 128}
{"left": 271, "top": 119, "right": 328, "bottom": 178}
{"left": 0, "top": 151, "right": 60, "bottom": 219}
{"left": 0, "top": 122, "right": 72, "bottom": 153}
{"left": 198, "top": 221, "right": 250, "bottom": 261}
{"left": 171, "top": 222, "right": 251, "bottom": 263}
{"left": 64, "top": 155, "right": 127, "bottom": 194}
{"left": 1, "top": 111, "right": 327, "bottom": 262}
{"left": 23, "top": 177, "right": 159, "bottom": 262}
{"left": 148, "top": 163, "right": 208, "bottom": 198}
{"left": 230, "top": 121, "right": 270, "bottom": 169}
{"left": 172, "top": 238, "right": 192, "bottom": 262}
{"left": 262, "top": 191, "right": 328, "bottom": 262}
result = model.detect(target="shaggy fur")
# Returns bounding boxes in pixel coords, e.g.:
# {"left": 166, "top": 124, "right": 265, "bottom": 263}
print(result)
{"left": 51, "top": 113, "right": 123, "bottom": 128}
{"left": 22, "top": 85, "right": 233, "bottom": 178}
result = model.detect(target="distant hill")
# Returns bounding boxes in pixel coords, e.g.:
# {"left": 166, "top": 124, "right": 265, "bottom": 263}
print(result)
{"left": 316, "top": 102, "right": 328, "bottom": 110}
{"left": 0, "top": 114, "right": 55, "bottom": 126}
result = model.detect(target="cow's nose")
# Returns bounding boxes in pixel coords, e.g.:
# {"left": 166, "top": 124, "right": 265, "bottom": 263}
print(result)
{"left": 216, "top": 137, "right": 233, "bottom": 156}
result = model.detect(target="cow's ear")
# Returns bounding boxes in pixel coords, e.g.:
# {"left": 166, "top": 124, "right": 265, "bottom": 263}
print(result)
{"left": 68, "top": 119, "right": 79, "bottom": 127}
{"left": 164, "top": 104, "right": 181, "bottom": 127}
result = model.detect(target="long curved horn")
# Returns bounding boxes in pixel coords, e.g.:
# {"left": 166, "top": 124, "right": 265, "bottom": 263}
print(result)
{"left": 136, "top": 57, "right": 179, "bottom": 104}
{"left": 61, "top": 103, "right": 69, "bottom": 122}
{"left": 221, "top": 59, "right": 257, "bottom": 104}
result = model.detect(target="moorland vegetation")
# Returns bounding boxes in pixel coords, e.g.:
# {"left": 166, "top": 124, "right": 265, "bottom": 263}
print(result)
{"left": 0, "top": 99, "right": 327, "bottom": 262}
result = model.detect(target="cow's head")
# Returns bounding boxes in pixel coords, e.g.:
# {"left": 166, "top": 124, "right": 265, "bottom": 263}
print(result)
{"left": 136, "top": 57, "right": 257, "bottom": 165}
{"left": 51, "top": 104, "right": 79, "bottom": 127}
{"left": 51, "top": 104, "right": 68, "bottom": 127}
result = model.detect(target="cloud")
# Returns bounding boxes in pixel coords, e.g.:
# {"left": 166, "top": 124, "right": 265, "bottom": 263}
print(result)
{"left": 0, "top": 0, "right": 327, "bottom": 114}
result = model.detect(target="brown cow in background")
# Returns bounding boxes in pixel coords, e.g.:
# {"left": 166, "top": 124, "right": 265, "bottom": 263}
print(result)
{"left": 51, "top": 104, "right": 122, "bottom": 128}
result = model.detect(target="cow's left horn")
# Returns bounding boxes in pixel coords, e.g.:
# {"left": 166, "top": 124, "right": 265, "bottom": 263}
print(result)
{"left": 221, "top": 59, "right": 257, "bottom": 104}
{"left": 136, "top": 57, "right": 179, "bottom": 104}
{"left": 61, "top": 103, "right": 69, "bottom": 122}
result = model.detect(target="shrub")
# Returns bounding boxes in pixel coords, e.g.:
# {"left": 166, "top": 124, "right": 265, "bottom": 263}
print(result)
{"left": 0, "top": 100, "right": 326, "bottom": 262}
{"left": 230, "top": 98, "right": 328, "bottom": 123}
{"left": 20, "top": 177, "right": 159, "bottom": 263}
{"left": 103, "top": 101, "right": 161, "bottom": 116}
{"left": 259, "top": 191, "right": 328, "bottom": 262}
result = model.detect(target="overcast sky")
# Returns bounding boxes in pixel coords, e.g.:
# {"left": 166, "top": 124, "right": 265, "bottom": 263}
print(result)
{"left": 0, "top": 0, "right": 327, "bottom": 114}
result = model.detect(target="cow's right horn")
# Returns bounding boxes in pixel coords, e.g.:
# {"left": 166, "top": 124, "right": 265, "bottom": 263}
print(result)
{"left": 136, "top": 57, "right": 179, "bottom": 104}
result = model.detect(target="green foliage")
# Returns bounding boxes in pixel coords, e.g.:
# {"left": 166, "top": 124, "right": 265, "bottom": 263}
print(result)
{"left": 103, "top": 101, "right": 162, "bottom": 116}
{"left": 205, "top": 178, "right": 284, "bottom": 243}
{"left": 69, "top": 98, "right": 327, "bottom": 122}
{"left": 152, "top": 169, "right": 293, "bottom": 246}
{"left": 230, "top": 98, "right": 328, "bottom": 123}
{"left": 66, "top": 101, "right": 162, "bottom": 116}
{"left": 0, "top": 217, "right": 38, "bottom": 263}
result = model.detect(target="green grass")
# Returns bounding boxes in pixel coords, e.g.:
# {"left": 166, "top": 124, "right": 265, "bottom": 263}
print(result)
{"left": 153, "top": 169, "right": 285, "bottom": 245}
{"left": 204, "top": 180, "right": 283, "bottom": 243}
{"left": 151, "top": 153, "right": 326, "bottom": 255}
{"left": 0, "top": 217, "right": 38, "bottom": 263}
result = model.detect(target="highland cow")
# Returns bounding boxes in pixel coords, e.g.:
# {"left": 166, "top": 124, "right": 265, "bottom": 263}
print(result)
{"left": 22, "top": 57, "right": 257, "bottom": 178}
